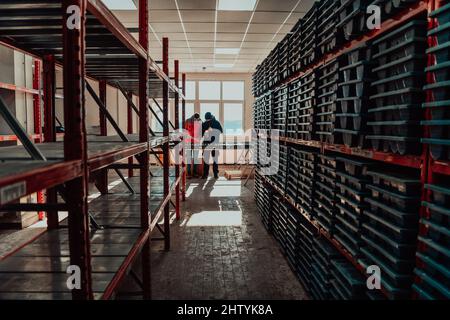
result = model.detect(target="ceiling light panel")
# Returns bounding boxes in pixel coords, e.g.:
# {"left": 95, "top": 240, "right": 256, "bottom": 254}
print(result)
{"left": 102, "top": 0, "right": 136, "bottom": 10}
{"left": 215, "top": 48, "right": 240, "bottom": 55}
{"left": 218, "top": 0, "right": 257, "bottom": 11}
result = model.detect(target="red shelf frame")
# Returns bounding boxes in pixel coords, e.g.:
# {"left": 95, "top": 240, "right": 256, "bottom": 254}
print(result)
{"left": 280, "top": 137, "right": 423, "bottom": 169}
{"left": 0, "top": 0, "right": 187, "bottom": 300}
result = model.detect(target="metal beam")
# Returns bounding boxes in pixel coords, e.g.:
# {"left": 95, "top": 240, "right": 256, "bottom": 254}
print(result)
{"left": 138, "top": 0, "right": 151, "bottom": 300}
{"left": 86, "top": 81, "right": 128, "bottom": 142}
{"left": 162, "top": 37, "right": 171, "bottom": 251}
{"left": 127, "top": 91, "right": 134, "bottom": 178}
{"left": 182, "top": 73, "right": 187, "bottom": 201}
{"left": 114, "top": 168, "right": 136, "bottom": 194}
{"left": 174, "top": 60, "right": 180, "bottom": 220}
{"left": 62, "top": 0, "right": 92, "bottom": 300}
{"left": 151, "top": 97, "right": 175, "bottom": 130}
{"left": 0, "top": 95, "right": 46, "bottom": 161}
{"left": 43, "top": 54, "right": 59, "bottom": 229}
{"left": 96, "top": 80, "right": 108, "bottom": 194}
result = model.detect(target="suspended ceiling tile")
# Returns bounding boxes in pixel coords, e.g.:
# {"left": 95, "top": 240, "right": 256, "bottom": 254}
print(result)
{"left": 187, "top": 33, "right": 215, "bottom": 41}
{"left": 147, "top": 0, "right": 177, "bottom": 10}
{"left": 151, "top": 22, "right": 184, "bottom": 33}
{"left": 217, "top": 11, "right": 253, "bottom": 23}
{"left": 256, "top": 0, "right": 302, "bottom": 11}
{"left": 215, "top": 41, "right": 243, "bottom": 48}
{"left": 217, "top": 22, "right": 248, "bottom": 33}
{"left": 184, "top": 22, "right": 215, "bottom": 33}
{"left": 216, "top": 33, "right": 245, "bottom": 42}
{"left": 189, "top": 41, "right": 216, "bottom": 48}
{"left": 149, "top": 10, "right": 180, "bottom": 22}
{"left": 177, "top": 0, "right": 216, "bottom": 10}
{"left": 180, "top": 10, "right": 215, "bottom": 23}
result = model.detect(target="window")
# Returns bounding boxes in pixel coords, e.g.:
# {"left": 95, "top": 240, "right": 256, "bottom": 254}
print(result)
{"left": 199, "top": 81, "right": 221, "bottom": 100}
{"left": 200, "top": 103, "right": 220, "bottom": 120}
{"left": 223, "top": 81, "right": 244, "bottom": 100}
{"left": 224, "top": 103, "right": 243, "bottom": 135}
{"left": 185, "top": 79, "right": 247, "bottom": 136}
{"left": 185, "top": 103, "right": 195, "bottom": 119}
{"left": 180, "top": 103, "right": 195, "bottom": 128}
{"left": 185, "top": 81, "right": 196, "bottom": 100}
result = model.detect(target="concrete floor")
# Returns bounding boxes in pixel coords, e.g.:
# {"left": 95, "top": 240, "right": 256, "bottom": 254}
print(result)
{"left": 148, "top": 178, "right": 308, "bottom": 300}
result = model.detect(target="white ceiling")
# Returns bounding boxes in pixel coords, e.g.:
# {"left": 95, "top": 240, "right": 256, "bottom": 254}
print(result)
{"left": 109, "top": 0, "right": 317, "bottom": 73}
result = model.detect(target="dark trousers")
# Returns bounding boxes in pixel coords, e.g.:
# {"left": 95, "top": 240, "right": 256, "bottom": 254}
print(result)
{"left": 203, "top": 149, "right": 219, "bottom": 177}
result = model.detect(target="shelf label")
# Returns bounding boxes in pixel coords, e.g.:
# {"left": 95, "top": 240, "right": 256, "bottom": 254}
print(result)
{"left": 0, "top": 181, "right": 26, "bottom": 206}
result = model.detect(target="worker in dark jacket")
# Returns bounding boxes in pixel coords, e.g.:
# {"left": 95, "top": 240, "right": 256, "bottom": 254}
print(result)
{"left": 202, "top": 112, "right": 223, "bottom": 179}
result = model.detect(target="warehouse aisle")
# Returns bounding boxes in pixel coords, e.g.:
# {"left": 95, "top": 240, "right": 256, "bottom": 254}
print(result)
{"left": 149, "top": 178, "right": 308, "bottom": 300}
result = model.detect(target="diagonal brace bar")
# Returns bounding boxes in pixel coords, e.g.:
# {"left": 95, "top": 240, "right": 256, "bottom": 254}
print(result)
{"left": 86, "top": 82, "right": 128, "bottom": 142}
{"left": 0, "top": 95, "right": 46, "bottom": 160}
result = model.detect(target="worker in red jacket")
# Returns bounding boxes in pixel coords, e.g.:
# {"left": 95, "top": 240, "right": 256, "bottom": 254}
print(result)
{"left": 184, "top": 113, "right": 202, "bottom": 177}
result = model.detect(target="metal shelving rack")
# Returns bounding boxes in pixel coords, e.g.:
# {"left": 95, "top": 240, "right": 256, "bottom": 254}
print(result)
{"left": 254, "top": 0, "right": 444, "bottom": 300}
{"left": 0, "top": 0, "right": 187, "bottom": 300}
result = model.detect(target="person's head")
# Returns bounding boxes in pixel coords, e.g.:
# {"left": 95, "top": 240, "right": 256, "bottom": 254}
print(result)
{"left": 193, "top": 113, "right": 200, "bottom": 120}
{"left": 205, "top": 112, "right": 213, "bottom": 121}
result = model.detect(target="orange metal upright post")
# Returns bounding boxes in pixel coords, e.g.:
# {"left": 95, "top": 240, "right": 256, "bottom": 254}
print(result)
{"left": 96, "top": 80, "right": 108, "bottom": 194}
{"left": 127, "top": 91, "right": 134, "bottom": 178}
{"left": 174, "top": 60, "right": 181, "bottom": 219}
{"left": 139, "top": 0, "right": 151, "bottom": 299}
{"left": 62, "top": 0, "right": 92, "bottom": 300}
{"left": 33, "top": 59, "right": 44, "bottom": 220}
{"left": 182, "top": 73, "right": 187, "bottom": 201}
{"left": 43, "top": 54, "right": 59, "bottom": 230}
{"left": 162, "top": 37, "right": 171, "bottom": 251}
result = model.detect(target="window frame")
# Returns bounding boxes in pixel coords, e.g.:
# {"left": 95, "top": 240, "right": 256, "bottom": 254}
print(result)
{"left": 185, "top": 80, "right": 246, "bottom": 137}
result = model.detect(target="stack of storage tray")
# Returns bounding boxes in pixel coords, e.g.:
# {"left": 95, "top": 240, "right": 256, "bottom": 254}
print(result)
{"left": 252, "top": 63, "right": 266, "bottom": 97}
{"left": 413, "top": 183, "right": 450, "bottom": 300}
{"left": 316, "top": 58, "right": 342, "bottom": 144}
{"left": 330, "top": 259, "right": 367, "bottom": 299}
{"left": 317, "top": 0, "right": 341, "bottom": 56}
{"left": 383, "top": 0, "right": 419, "bottom": 17}
{"left": 255, "top": 173, "right": 273, "bottom": 232}
{"left": 273, "top": 85, "right": 288, "bottom": 136}
{"left": 272, "top": 194, "right": 283, "bottom": 243}
{"left": 277, "top": 201, "right": 290, "bottom": 254}
{"left": 361, "top": 167, "right": 421, "bottom": 299}
{"left": 335, "top": 44, "right": 372, "bottom": 147}
{"left": 334, "top": 156, "right": 372, "bottom": 258}
{"left": 289, "top": 20, "right": 303, "bottom": 75}
{"left": 367, "top": 19, "right": 427, "bottom": 155}
{"left": 268, "top": 48, "right": 279, "bottom": 88}
{"left": 279, "top": 36, "right": 290, "bottom": 81}
{"left": 287, "top": 146, "right": 300, "bottom": 202}
{"left": 267, "top": 140, "right": 278, "bottom": 187}
{"left": 256, "top": 135, "right": 269, "bottom": 169}
{"left": 297, "top": 70, "right": 317, "bottom": 141}
{"left": 297, "top": 149, "right": 316, "bottom": 218}
{"left": 314, "top": 154, "right": 338, "bottom": 234}
{"left": 276, "top": 144, "right": 289, "bottom": 192}
{"left": 300, "top": 2, "right": 319, "bottom": 68}
{"left": 422, "top": 3, "right": 450, "bottom": 161}
{"left": 287, "top": 79, "right": 301, "bottom": 139}
{"left": 253, "top": 97, "right": 263, "bottom": 130}
{"left": 337, "top": 0, "right": 370, "bottom": 41}
{"left": 295, "top": 212, "right": 317, "bottom": 291}
{"left": 310, "top": 237, "right": 342, "bottom": 300}
{"left": 284, "top": 206, "right": 303, "bottom": 276}
{"left": 259, "top": 91, "right": 273, "bottom": 130}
